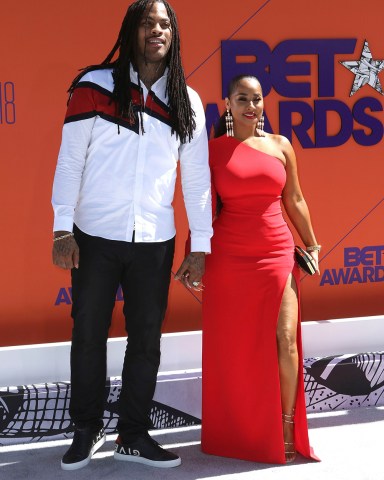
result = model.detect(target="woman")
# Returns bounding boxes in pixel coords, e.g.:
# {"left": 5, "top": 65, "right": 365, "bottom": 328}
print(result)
{"left": 201, "top": 75, "right": 320, "bottom": 464}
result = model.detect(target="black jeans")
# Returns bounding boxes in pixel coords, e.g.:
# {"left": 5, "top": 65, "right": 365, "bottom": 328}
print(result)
{"left": 69, "top": 226, "right": 175, "bottom": 441}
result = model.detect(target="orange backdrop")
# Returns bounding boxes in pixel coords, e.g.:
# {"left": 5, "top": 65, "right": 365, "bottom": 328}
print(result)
{"left": 1, "top": 0, "right": 383, "bottom": 347}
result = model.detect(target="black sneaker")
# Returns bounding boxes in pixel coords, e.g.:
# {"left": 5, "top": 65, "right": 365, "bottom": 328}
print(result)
{"left": 61, "top": 426, "right": 106, "bottom": 470}
{"left": 114, "top": 433, "right": 181, "bottom": 468}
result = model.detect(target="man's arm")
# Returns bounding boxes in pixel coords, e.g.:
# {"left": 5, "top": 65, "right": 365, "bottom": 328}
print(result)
{"left": 174, "top": 88, "right": 212, "bottom": 290}
{"left": 52, "top": 81, "right": 96, "bottom": 270}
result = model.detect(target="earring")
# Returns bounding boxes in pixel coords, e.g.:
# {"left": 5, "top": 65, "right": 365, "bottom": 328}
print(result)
{"left": 225, "top": 109, "right": 234, "bottom": 137}
{"left": 257, "top": 115, "right": 264, "bottom": 132}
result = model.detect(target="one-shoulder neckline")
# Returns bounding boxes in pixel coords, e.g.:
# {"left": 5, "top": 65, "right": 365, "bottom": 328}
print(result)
{"left": 227, "top": 136, "right": 286, "bottom": 167}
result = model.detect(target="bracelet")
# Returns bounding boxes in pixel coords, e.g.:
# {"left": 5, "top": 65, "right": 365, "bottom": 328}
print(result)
{"left": 53, "top": 232, "right": 74, "bottom": 242}
{"left": 306, "top": 245, "right": 321, "bottom": 252}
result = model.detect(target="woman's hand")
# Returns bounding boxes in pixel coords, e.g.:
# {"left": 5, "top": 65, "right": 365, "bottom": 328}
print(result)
{"left": 309, "top": 251, "right": 320, "bottom": 275}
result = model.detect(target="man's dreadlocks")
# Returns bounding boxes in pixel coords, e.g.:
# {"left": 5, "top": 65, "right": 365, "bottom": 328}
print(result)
{"left": 68, "top": 0, "right": 196, "bottom": 143}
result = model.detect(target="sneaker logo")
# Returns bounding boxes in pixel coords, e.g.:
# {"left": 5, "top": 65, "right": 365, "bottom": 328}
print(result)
{"left": 93, "top": 429, "right": 104, "bottom": 446}
{"left": 115, "top": 444, "right": 140, "bottom": 457}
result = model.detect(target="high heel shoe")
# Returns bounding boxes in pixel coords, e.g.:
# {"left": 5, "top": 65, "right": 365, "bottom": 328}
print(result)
{"left": 282, "top": 412, "right": 296, "bottom": 463}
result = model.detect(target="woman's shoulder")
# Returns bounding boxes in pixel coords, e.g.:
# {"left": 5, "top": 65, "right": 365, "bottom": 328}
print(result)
{"left": 209, "top": 135, "right": 231, "bottom": 147}
{"left": 265, "top": 132, "right": 291, "bottom": 146}
{"left": 208, "top": 135, "right": 232, "bottom": 155}
{"left": 208, "top": 135, "right": 237, "bottom": 167}
{"left": 264, "top": 132, "right": 295, "bottom": 156}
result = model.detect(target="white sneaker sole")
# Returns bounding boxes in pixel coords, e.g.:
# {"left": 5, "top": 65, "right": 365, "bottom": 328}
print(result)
{"left": 61, "top": 433, "right": 106, "bottom": 471}
{"left": 114, "top": 450, "right": 181, "bottom": 468}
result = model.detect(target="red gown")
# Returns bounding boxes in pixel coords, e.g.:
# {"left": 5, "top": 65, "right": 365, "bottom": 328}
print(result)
{"left": 201, "top": 136, "right": 318, "bottom": 464}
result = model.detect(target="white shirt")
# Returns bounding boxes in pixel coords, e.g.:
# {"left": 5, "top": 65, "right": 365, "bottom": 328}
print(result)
{"left": 52, "top": 66, "right": 212, "bottom": 252}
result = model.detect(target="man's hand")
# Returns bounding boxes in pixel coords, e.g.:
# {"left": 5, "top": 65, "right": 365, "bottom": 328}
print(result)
{"left": 174, "top": 252, "right": 205, "bottom": 291}
{"left": 52, "top": 231, "right": 80, "bottom": 270}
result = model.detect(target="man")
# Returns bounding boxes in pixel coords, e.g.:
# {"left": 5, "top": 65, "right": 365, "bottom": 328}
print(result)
{"left": 52, "top": 0, "right": 211, "bottom": 470}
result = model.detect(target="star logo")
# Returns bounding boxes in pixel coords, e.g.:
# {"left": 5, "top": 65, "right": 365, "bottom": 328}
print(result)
{"left": 340, "top": 40, "right": 384, "bottom": 96}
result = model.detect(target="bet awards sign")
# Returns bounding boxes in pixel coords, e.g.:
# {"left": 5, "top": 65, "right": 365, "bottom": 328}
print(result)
{"left": 206, "top": 38, "right": 384, "bottom": 148}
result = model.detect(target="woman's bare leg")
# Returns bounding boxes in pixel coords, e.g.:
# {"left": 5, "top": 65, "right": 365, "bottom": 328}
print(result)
{"left": 276, "top": 274, "right": 299, "bottom": 462}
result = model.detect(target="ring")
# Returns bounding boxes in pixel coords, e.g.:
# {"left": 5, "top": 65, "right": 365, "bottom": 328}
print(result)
{"left": 192, "top": 281, "right": 200, "bottom": 287}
